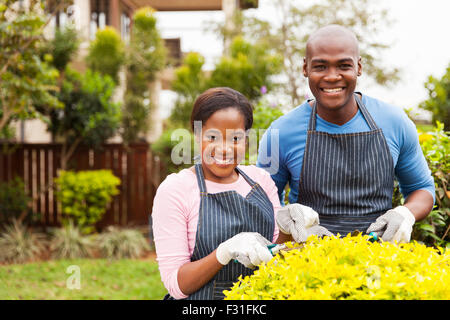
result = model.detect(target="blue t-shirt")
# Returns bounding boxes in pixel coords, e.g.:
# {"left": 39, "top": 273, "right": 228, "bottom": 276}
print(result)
{"left": 256, "top": 94, "right": 435, "bottom": 205}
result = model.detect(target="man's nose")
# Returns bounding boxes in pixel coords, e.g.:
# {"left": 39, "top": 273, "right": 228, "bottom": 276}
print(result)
{"left": 323, "top": 67, "right": 342, "bottom": 81}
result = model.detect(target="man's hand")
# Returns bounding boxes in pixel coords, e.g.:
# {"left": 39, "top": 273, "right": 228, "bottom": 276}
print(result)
{"left": 366, "top": 206, "right": 416, "bottom": 243}
{"left": 216, "top": 232, "right": 273, "bottom": 269}
{"left": 276, "top": 203, "right": 333, "bottom": 242}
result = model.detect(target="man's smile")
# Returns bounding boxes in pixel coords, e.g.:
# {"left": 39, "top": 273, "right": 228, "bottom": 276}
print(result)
{"left": 320, "top": 87, "right": 346, "bottom": 94}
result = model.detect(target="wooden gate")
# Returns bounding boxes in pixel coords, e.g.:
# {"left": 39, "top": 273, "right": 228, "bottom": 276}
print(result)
{"left": 0, "top": 143, "right": 163, "bottom": 229}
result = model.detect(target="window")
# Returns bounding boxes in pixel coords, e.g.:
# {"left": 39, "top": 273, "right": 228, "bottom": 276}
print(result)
{"left": 121, "top": 12, "right": 131, "bottom": 43}
{"left": 90, "top": 0, "right": 109, "bottom": 39}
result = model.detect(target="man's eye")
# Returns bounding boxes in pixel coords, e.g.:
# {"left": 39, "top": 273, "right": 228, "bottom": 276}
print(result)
{"left": 206, "top": 135, "right": 216, "bottom": 141}
{"left": 313, "top": 65, "right": 326, "bottom": 70}
{"left": 232, "top": 136, "right": 243, "bottom": 143}
{"left": 340, "top": 64, "right": 352, "bottom": 69}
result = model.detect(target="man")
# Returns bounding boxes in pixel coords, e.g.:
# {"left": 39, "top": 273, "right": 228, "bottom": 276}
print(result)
{"left": 257, "top": 25, "right": 435, "bottom": 243}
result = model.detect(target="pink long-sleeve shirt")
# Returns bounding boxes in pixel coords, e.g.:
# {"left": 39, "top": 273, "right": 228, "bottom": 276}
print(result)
{"left": 151, "top": 165, "right": 281, "bottom": 299}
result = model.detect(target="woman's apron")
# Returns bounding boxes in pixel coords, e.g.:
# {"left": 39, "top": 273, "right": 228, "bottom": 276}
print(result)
{"left": 166, "top": 164, "right": 275, "bottom": 300}
{"left": 297, "top": 94, "right": 394, "bottom": 236}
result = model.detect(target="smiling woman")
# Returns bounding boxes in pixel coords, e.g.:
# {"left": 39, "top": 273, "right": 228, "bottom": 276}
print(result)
{"left": 151, "top": 87, "right": 293, "bottom": 300}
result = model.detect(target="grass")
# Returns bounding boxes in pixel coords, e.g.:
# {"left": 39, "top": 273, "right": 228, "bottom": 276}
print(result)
{"left": 0, "top": 255, "right": 168, "bottom": 300}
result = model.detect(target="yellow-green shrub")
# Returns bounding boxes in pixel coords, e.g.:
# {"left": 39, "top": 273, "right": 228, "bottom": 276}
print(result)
{"left": 224, "top": 234, "right": 450, "bottom": 300}
{"left": 55, "top": 170, "right": 120, "bottom": 234}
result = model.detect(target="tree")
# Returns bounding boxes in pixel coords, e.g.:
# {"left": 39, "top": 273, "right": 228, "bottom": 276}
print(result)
{"left": 212, "top": 0, "right": 400, "bottom": 107}
{"left": 86, "top": 27, "right": 125, "bottom": 84}
{"left": 168, "top": 37, "right": 282, "bottom": 129}
{"left": 47, "top": 68, "right": 121, "bottom": 170}
{"left": 122, "top": 7, "right": 166, "bottom": 143}
{"left": 420, "top": 63, "right": 450, "bottom": 130}
{"left": 0, "top": 0, "right": 69, "bottom": 139}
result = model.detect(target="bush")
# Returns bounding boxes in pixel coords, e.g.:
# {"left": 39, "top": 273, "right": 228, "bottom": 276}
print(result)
{"left": 411, "top": 122, "right": 450, "bottom": 247}
{"left": 419, "top": 63, "right": 450, "bottom": 131}
{"left": 86, "top": 27, "right": 125, "bottom": 84}
{"left": 0, "top": 220, "right": 47, "bottom": 264}
{"left": 97, "top": 226, "right": 150, "bottom": 259}
{"left": 49, "top": 220, "right": 94, "bottom": 259}
{"left": 0, "top": 177, "right": 30, "bottom": 224}
{"left": 54, "top": 170, "right": 121, "bottom": 234}
{"left": 224, "top": 234, "right": 450, "bottom": 300}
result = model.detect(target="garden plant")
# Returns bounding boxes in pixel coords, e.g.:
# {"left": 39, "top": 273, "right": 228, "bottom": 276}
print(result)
{"left": 224, "top": 234, "right": 450, "bottom": 300}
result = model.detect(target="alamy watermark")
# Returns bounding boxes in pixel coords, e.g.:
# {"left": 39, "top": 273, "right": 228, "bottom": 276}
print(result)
{"left": 66, "top": 265, "right": 81, "bottom": 290}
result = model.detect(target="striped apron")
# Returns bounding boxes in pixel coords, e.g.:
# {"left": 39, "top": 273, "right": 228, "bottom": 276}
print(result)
{"left": 297, "top": 94, "right": 394, "bottom": 236}
{"left": 176, "top": 164, "right": 275, "bottom": 300}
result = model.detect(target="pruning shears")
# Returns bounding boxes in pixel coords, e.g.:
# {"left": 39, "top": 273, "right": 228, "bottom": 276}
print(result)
{"left": 234, "top": 232, "right": 379, "bottom": 263}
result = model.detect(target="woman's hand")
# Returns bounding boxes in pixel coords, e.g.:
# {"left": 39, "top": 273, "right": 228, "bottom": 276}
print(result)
{"left": 216, "top": 232, "right": 273, "bottom": 269}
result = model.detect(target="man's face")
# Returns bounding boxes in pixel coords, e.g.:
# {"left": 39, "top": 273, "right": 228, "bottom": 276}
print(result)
{"left": 303, "top": 36, "right": 362, "bottom": 112}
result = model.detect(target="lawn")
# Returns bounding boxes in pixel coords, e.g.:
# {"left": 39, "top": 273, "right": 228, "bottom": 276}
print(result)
{"left": 0, "top": 255, "right": 168, "bottom": 300}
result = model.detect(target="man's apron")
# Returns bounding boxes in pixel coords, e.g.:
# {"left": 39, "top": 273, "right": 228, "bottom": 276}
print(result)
{"left": 170, "top": 164, "right": 275, "bottom": 300}
{"left": 297, "top": 94, "right": 394, "bottom": 236}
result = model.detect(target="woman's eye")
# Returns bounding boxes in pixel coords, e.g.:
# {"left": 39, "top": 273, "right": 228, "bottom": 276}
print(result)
{"left": 206, "top": 135, "right": 216, "bottom": 142}
{"left": 233, "top": 136, "right": 242, "bottom": 143}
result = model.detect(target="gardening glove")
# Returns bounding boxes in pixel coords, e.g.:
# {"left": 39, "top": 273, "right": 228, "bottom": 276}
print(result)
{"left": 306, "top": 224, "right": 334, "bottom": 238}
{"left": 366, "top": 206, "right": 416, "bottom": 243}
{"left": 216, "top": 232, "right": 273, "bottom": 269}
{"left": 276, "top": 203, "right": 322, "bottom": 242}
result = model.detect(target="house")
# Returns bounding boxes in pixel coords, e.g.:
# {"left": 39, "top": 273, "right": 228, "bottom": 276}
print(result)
{"left": 15, "top": 0, "right": 259, "bottom": 143}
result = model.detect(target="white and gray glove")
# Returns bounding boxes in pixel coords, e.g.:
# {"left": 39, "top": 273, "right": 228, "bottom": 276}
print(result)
{"left": 216, "top": 232, "right": 273, "bottom": 269}
{"left": 366, "top": 206, "right": 416, "bottom": 243}
{"left": 276, "top": 203, "right": 333, "bottom": 242}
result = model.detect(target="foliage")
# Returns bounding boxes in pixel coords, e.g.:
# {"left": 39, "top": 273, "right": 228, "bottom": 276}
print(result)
{"left": 0, "top": 177, "right": 31, "bottom": 224}
{"left": 49, "top": 220, "right": 95, "bottom": 259}
{"left": 46, "top": 25, "right": 79, "bottom": 72}
{"left": 54, "top": 170, "right": 120, "bottom": 234}
{"left": 121, "top": 7, "right": 166, "bottom": 143}
{"left": 151, "top": 127, "right": 194, "bottom": 175}
{"left": 45, "top": 67, "right": 121, "bottom": 169}
{"left": 168, "top": 52, "right": 207, "bottom": 127}
{"left": 252, "top": 97, "right": 284, "bottom": 131}
{"left": 224, "top": 234, "right": 450, "bottom": 300}
{"left": 0, "top": 258, "right": 166, "bottom": 299}
{"left": 96, "top": 226, "right": 150, "bottom": 259}
{"left": 86, "top": 27, "right": 125, "bottom": 84}
{"left": 245, "top": 96, "right": 284, "bottom": 165}
{"left": 411, "top": 122, "right": 450, "bottom": 247}
{"left": 212, "top": 0, "right": 399, "bottom": 106}
{"left": 0, "top": 219, "right": 47, "bottom": 264}
{"left": 420, "top": 63, "right": 450, "bottom": 130}
{"left": 208, "top": 36, "right": 282, "bottom": 101}
{"left": 0, "top": 0, "right": 62, "bottom": 138}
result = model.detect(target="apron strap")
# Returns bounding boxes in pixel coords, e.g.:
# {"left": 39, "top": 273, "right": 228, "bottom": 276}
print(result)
{"left": 194, "top": 164, "right": 257, "bottom": 194}
{"left": 308, "top": 93, "right": 379, "bottom": 131}
{"left": 194, "top": 163, "right": 208, "bottom": 193}
{"left": 354, "top": 93, "right": 379, "bottom": 130}
{"left": 235, "top": 166, "right": 258, "bottom": 187}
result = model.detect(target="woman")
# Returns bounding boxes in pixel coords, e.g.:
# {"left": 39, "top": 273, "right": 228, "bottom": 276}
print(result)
{"left": 152, "top": 87, "right": 291, "bottom": 300}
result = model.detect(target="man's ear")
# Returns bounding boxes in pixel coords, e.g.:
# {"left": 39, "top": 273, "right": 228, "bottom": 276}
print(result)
{"left": 303, "top": 57, "right": 308, "bottom": 77}
{"left": 357, "top": 57, "right": 362, "bottom": 76}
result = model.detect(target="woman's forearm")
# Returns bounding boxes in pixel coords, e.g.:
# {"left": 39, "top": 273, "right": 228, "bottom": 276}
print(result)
{"left": 177, "top": 249, "right": 224, "bottom": 296}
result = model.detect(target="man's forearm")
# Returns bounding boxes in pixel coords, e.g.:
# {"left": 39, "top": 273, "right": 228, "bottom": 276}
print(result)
{"left": 404, "top": 189, "right": 434, "bottom": 221}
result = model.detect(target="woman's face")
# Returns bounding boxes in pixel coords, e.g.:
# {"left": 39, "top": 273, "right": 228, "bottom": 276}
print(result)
{"left": 198, "top": 107, "right": 247, "bottom": 183}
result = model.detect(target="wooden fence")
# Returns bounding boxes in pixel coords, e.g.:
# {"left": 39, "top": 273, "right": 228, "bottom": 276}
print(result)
{"left": 0, "top": 143, "right": 164, "bottom": 229}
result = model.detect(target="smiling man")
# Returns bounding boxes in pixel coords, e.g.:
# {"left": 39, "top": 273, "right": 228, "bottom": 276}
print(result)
{"left": 257, "top": 25, "right": 435, "bottom": 242}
